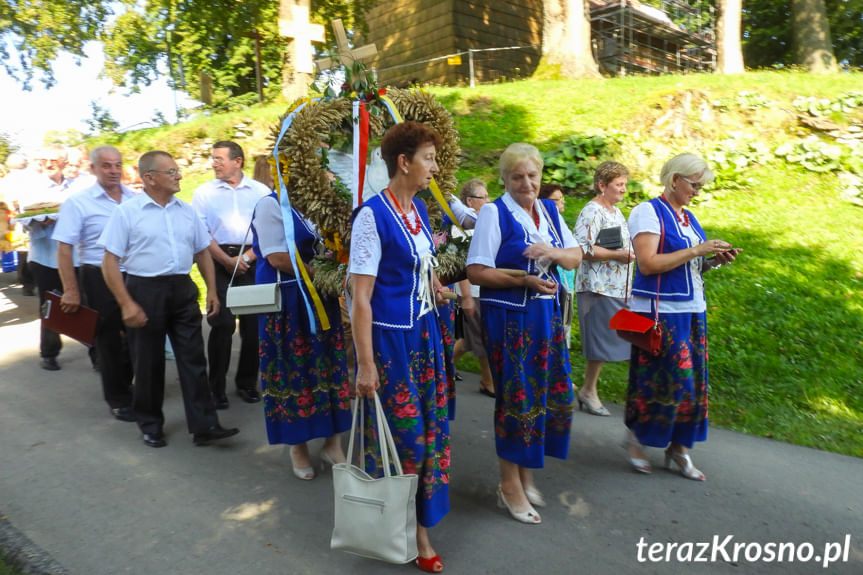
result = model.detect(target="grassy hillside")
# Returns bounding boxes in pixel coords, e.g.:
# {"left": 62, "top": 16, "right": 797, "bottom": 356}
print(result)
{"left": 94, "top": 71, "right": 863, "bottom": 457}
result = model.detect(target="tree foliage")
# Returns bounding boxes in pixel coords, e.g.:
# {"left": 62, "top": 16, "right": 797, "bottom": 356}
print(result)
{"left": 101, "top": 0, "right": 378, "bottom": 107}
{"left": 0, "top": 132, "right": 18, "bottom": 165}
{"left": 86, "top": 101, "right": 120, "bottom": 135}
{"left": 743, "top": 0, "right": 862, "bottom": 68}
{"left": 0, "top": 0, "right": 112, "bottom": 88}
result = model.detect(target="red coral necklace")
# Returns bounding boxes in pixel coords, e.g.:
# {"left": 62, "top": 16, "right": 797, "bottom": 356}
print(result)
{"left": 387, "top": 188, "right": 421, "bottom": 235}
{"left": 661, "top": 195, "right": 689, "bottom": 226}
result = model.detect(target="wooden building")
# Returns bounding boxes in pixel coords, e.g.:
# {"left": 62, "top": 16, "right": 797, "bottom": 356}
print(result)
{"left": 358, "top": 0, "right": 713, "bottom": 86}
{"left": 360, "top": 0, "right": 543, "bottom": 87}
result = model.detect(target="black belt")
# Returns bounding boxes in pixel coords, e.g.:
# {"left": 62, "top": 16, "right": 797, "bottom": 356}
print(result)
{"left": 219, "top": 244, "right": 243, "bottom": 257}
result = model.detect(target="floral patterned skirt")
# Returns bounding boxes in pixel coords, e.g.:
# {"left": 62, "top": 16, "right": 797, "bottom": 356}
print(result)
{"left": 625, "top": 311, "right": 709, "bottom": 449}
{"left": 483, "top": 298, "right": 575, "bottom": 468}
{"left": 258, "top": 293, "right": 352, "bottom": 445}
{"left": 437, "top": 302, "right": 457, "bottom": 419}
{"left": 363, "top": 312, "right": 451, "bottom": 528}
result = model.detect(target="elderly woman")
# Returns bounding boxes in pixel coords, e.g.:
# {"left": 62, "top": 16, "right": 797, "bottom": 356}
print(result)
{"left": 466, "top": 143, "right": 582, "bottom": 525}
{"left": 350, "top": 121, "right": 450, "bottom": 573}
{"left": 624, "top": 153, "right": 741, "bottom": 480}
{"left": 251, "top": 190, "right": 351, "bottom": 480}
{"left": 573, "top": 162, "right": 636, "bottom": 416}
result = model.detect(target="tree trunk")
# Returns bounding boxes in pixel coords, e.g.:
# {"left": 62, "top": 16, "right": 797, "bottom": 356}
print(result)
{"left": 541, "top": 0, "right": 600, "bottom": 78}
{"left": 791, "top": 0, "right": 838, "bottom": 73}
{"left": 715, "top": 0, "right": 744, "bottom": 74}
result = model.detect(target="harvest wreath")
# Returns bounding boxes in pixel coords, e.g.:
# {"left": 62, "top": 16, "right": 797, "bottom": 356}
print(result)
{"left": 269, "top": 86, "right": 466, "bottom": 299}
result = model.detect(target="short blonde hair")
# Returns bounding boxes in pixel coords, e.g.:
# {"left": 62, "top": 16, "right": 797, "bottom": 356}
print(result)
{"left": 499, "top": 143, "right": 543, "bottom": 179}
{"left": 660, "top": 153, "right": 715, "bottom": 190}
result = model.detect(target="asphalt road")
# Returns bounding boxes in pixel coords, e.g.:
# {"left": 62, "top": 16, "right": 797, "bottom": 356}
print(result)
{"left": 0, "top": 271, "right": 861, "bottom": 575}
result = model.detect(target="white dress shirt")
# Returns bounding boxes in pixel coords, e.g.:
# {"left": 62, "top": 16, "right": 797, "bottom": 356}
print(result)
{"left": 25, "top": 176, "right": 77, "bottom": 268}
{"left": 99, "top": 193, "right": 211, "bottom": 277}
{"left": 466, "top": 192, "right": 577, "bottom": 268}
{"left": 191, "top": 175, "right": 271, "bottom": 245}
{"left": 52, "top": 182, "right": 137, "bottom": 266}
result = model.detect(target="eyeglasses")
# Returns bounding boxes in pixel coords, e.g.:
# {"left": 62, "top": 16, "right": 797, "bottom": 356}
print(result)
{"left": 146, "top": 168, "right": 181, "bottom": 176}
{"left": 681, "top": 176, "right": 703, "bottom": 191}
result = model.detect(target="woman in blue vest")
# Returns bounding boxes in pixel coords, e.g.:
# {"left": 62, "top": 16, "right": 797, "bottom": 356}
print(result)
{"left": 624, "top": 153, "right": 741, "bottom": 480}
{"left": 350, "top": 121, "right": 450, "bottom": 573}
{"left": 251, "top": 195, "right": 352, "bottom": 480}
{"left": 466, "top": 143, "right": 582, "bottom": 525}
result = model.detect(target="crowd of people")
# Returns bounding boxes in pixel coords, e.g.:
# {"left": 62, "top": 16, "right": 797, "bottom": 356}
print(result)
{"left": 0, "top": 127, "right": 741, "bottom": 573}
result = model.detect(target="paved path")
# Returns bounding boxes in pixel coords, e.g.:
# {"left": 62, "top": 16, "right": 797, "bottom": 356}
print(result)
{"left": 0, "top": 272, "right": 861, "bottom": 575}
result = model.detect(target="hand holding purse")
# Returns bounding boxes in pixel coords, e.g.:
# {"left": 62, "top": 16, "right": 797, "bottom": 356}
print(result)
{"left": 330, "top": 394, "right": 419, "bottom": 564}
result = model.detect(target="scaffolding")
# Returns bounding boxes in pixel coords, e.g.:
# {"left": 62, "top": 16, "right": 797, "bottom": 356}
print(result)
{"left": 590, "top": 0, "right": 715, "bottom": 76}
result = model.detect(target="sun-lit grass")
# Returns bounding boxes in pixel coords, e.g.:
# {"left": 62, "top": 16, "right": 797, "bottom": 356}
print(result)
{"left": 93, "top": 71, "right": 863, "bottom": 457}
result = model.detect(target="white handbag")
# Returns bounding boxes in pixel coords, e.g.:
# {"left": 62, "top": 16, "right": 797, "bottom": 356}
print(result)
{"left": 225, "top": 223, "right": 282, "bottom": 315}
{"left": 330, "top": 394, "right": 419, "bottom": 564}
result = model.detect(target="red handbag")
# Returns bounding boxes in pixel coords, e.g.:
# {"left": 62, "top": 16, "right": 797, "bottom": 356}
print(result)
{"left": 609, "top": 215, "right": 664, "bottom": 356}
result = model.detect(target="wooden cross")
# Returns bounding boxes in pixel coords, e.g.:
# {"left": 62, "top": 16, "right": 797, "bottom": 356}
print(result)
{"left": 279, "top": 2, "right": 325, "bottom": 74}
{"left": 316, "top": 19, "right": 378, "bottom": 72}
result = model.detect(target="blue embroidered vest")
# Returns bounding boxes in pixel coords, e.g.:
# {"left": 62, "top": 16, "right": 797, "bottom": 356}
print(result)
{"left": 480, "top": 198, "right": 565, "bottom": 311}
{"left": 365, "top": 194, "right": 435, "bottom": 330}
{"left": 631, "top": 197, "right": 706, "bottom": 301}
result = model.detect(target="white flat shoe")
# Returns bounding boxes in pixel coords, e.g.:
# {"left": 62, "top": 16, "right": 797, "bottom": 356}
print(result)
{"left": 497, "top": 485, "right": 541, "bottom": 524}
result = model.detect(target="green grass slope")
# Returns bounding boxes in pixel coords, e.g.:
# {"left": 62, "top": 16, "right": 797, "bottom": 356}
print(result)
{"left": 95, "top": 71, "right": 863, "bottom": 457}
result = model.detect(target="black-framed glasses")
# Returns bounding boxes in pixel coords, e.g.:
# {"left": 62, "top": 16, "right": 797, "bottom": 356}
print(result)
{"left": 146, "top": 168, "right": 181, "bottom": 176}
{"left": 681, "top": 176, "right": 703, "bottom": 191}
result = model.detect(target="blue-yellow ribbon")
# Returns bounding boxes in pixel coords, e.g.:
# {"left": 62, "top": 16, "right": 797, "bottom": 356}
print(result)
{"left": 273, "top": 97, "right": 330, "bottom": 333}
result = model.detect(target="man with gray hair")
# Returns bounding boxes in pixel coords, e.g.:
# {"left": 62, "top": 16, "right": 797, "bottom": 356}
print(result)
{"left": 100, "top": 150, "right": 239, "bottom": 448}
{"left": 53, "top": 146, "right": 135, "bottom": 421}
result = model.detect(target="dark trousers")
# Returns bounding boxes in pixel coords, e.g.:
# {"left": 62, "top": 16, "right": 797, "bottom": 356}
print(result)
{"left": 29, "top": 261, "right": 62, "bottom": 359}
{"left": 207, "top": 260, "right": 259, "bottom": 395}
{"left": 126, "top": 274, "right": 218, "bottom": 435}
{"left": 80, "top": 265, "right": 134, "bottom": 409}
{"left": 17, "top": 251, "right": 34, "bottom": 290}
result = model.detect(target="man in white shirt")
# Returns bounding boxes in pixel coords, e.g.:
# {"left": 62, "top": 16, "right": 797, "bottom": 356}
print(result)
{"left": 53, "top": 146, "right": 136, "bottom": 422}
{"left": 24, "top": 146, "right": 77, "bottom": 370}
{"left": 192, "top": 141, "right": 269, "bottom": 409}
{"left": 100, "top": 150, "right": 239, "bottom": 448}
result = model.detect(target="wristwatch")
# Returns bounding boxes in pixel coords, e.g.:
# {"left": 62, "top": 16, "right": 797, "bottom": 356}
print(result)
{"left": 241, "top": 254, "right": 251, "bottom": 264}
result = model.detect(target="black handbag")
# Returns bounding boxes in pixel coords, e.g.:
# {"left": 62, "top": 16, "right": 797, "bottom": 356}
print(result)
{"left": 595, "top": 226, "right": 623, "bottom": 250}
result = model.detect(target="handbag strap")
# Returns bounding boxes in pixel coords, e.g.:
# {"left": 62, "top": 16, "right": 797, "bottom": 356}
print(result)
{"left": 624, "top": 207, "right": 664, "bottom": 323}
{"left": 228, "top": 219, "right": 280, "bottom": 289}
{"left": 344, "top": 394, "right": 404, "bottom": 477}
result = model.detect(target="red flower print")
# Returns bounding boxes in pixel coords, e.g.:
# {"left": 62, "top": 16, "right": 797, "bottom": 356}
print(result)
{"left": 439, "top": 457, "right": 450, "bottom": 471}
{"left": 396, "top": 391, "right": 411, "bottom": 405}
{"left": 540, "top": 347, "right": 549, "bottom": 359}
{"left": 513, "top": 389, "right": 527, "bottom": 402}
{"left": 678, "top": 357, "right": 693, "bottom": 370}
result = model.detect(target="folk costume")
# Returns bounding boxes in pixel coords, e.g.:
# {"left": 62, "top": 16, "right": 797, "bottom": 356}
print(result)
{"left": 625, "top": 196, "right": 710, "bottom": 449}
{"left": 467, "top": 195, "right": 576, "bottom": 468}
{"left": 251, "top": 194, "right": 352, "bottom": 446}
{"left": 349, "top": 193, "right": 451, "bottom": 529}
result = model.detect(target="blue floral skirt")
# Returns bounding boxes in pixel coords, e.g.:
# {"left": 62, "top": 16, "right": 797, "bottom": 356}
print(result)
{"left": 258, "top": 293, "right": 352, "bottom": 445}
{"left": 483, "top": 298, "right": 575, "bottom": 468}
{"left": 363, "top": 312, "right": 451, "bottom": 528}
{"left": 625, "top": 311, "right": 709, "bottom": 449}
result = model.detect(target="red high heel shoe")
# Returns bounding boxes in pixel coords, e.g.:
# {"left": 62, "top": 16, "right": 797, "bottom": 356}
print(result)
{"left": 415, "top": 554, "right": 443, "bottom": 573}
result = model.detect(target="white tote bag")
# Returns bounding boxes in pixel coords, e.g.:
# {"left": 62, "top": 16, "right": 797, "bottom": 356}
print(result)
{"left": 330, "top": 394, "right": 419, "bottom": 564}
